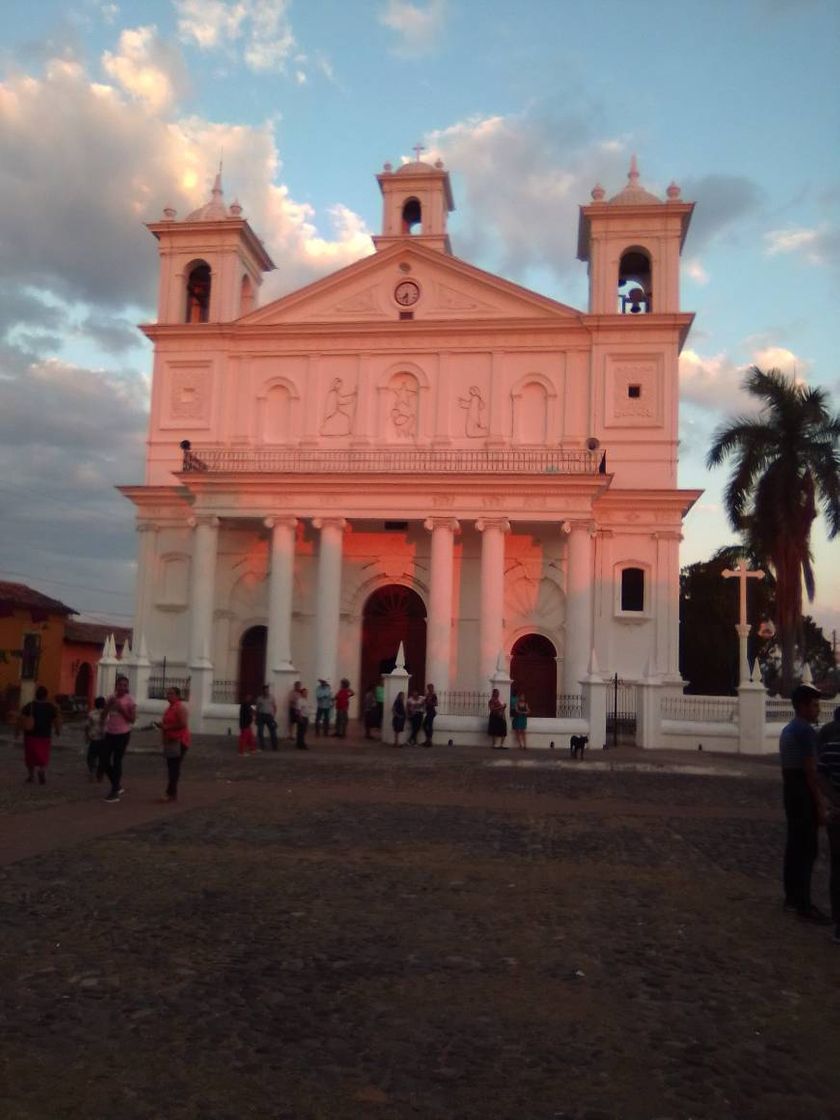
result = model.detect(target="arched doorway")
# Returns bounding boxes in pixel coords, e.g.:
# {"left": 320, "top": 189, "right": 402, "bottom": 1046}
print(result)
{"left": 360, "top": 585, "right": 427, "bottom": 695}
{"left": 510, "top": 633, "right": 557, "bottom": 717}
{"left": 74, "top": 662, "right": 92, "bottom": 704}
{"left": 238, "top": 625, "right": 267, "bottom": 702}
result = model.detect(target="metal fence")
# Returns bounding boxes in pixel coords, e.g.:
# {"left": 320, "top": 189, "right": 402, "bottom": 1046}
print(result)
{"left": 147, "top": 673, "right": 191, "bottom": 700}
{"left": 555, "top": 694, "right": 584, "bottom": 719}
{"left": 211, "top": 680, "right": 240, "bottom": 704}
{"left": 662, "top": 696, "right": 738, "bottom": 723}
{"left": 436, "top": 690, "right": 490, "bottom": 716}
{"left": 766, "top": 697, "right": 839, "bottom": 724}
{"left": 182, "top": 445, "right": 600, "bottom": 476}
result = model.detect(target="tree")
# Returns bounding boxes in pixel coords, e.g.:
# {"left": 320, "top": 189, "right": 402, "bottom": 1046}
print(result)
{"left": 706, "top": 367, "right": 840, "bottom": 696}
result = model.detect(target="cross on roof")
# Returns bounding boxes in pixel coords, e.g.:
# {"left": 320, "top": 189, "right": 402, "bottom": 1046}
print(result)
{"left": 412, "top": 143, "right": 426, "bottom": 162}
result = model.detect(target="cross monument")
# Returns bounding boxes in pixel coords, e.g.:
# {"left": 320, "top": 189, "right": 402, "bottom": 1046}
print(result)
{"left": 722, "top": 557, "right": 765, "bottom": 685}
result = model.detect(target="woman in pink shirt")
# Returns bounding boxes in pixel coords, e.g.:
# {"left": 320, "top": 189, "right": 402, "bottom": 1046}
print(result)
{"left": 102, "top": 675, "right": 137, "bottom": 803}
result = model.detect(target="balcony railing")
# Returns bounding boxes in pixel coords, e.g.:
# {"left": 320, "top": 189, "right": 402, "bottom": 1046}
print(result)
{"left": 182, "top": 445, "right": 603, "bottom": 475}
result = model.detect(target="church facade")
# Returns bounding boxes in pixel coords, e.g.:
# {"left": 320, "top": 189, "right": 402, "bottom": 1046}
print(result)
{"left": 121, "top": 156, "right": 701, "bottom": 732}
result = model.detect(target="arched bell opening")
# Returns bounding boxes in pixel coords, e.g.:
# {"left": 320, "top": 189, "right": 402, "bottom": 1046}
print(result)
{"left": 185, "top": 261, "right": 211, "bottom": 323}
{"left": 401, "top": 197, "right": 422, "bottom": 235}
{"left": 617, "top": 248, "right": 652, "bottom": 314}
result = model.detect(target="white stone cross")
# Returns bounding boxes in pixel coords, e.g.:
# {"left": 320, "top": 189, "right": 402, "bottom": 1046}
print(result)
{"left": 412, "top": 142, "right": 426, "bottom": 162}
{"left": 722, "top": 557, "right": 765, "bottom": 685}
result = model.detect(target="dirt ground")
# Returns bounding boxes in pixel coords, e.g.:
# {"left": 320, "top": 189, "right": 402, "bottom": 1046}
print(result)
{"left": 0, "top": 725, "right": 837, "bottom": 1120}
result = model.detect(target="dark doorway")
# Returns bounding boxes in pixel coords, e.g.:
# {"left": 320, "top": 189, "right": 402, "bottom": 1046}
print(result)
{"left": 74, "top": 662, "right": 92, "bottom": 705}
{"left": 238, "top": 625, "right": 267, "bottom": 702}
{"left": 510, "top": 633, "right": 557, "bottom": 717}
{"left": 361, "top": 585, "right": 427, "bottom": 695}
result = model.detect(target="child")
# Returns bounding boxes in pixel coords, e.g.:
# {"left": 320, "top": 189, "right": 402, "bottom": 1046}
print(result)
{"left": 85, "top": 696, "right": 106, "bottom": 781}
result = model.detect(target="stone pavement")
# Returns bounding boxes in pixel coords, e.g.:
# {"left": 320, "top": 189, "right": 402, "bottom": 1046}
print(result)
{"left": 0, "top": 726, "right": 837, "bottom": 1120}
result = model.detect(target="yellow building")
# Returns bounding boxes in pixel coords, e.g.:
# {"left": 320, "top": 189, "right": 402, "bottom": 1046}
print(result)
{"left": 0, "top": 581, "right": 75, "bottom": 718}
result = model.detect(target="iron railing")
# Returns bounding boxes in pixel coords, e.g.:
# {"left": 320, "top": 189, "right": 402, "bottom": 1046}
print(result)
{"left": 437, "top": 690, "right": 490, "bottom": 716}
{"left": 148, "top": 673, "right": 191, "bottom": 700}
{"left": 556, "top": 694, "right": 584, "bottom": 719}
{"left": 211, "top": 680, "right": 240, "bottom": 704}
{"left": 182, "top": 446, "right": 601, "bottom": 475}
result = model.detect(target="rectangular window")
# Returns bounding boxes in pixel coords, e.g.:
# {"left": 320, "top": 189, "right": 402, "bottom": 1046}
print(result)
{"left": 620, "top": 568, "right": 645, "bottom": 612}
{"left": 628, "top": 384, "right": 641, "bottom": 399}
{"left": 21, "top": 632, "right": 41, "bottom": 680}
{"left": 399, "top": 311, "right": 414, "bottom": 321}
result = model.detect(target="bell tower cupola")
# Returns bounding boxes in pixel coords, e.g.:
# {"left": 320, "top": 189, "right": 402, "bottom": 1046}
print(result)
{"left": 577, "top": 156, "right": 693, "bottom": 315}
{"left": 374, "top": 150, "right": 455, "bottom": 254}
{"left": 146, "top": 169, "right": 275, "bottom": 324}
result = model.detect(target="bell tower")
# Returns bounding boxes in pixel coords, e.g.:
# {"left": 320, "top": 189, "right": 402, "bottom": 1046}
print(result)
{"left": 146, "top": 171, "right": 275, "bottom": 325}
{"left": 577, "top": 157, "right": 693, "bottom": 315}
{"left": 373, "top": 153, "right": 455, "bottom": 254}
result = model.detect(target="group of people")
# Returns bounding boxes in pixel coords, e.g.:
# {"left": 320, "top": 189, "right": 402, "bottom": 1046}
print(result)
{"left": 16, "top": 675, "right": 189, "bottom": 804}
{"left": 485, "top": 685, "right": 531, "bottom": 750}
{"left": 238, "top": 678, "right": 357, "bottom": 753}
{"left": 388, "top": 685, "right": 438, "bottom": 747}
{"left": 779, "top": 683, "right": 840, "bottom": 944}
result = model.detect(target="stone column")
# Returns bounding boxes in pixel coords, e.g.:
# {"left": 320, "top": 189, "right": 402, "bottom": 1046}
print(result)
{"left": 133, "top": 520, "right": 158, "bottom": 653}
{"left": 563, "top": 520, "right": 594, "bottom": 694}
{"left": 313, "top": 517, "right": 347, "bottom": 686}
{"left": 265, "top": 516, "right": 299, "bottom": 706}
{"left": 654, "top": 530, "right": 683, "bottom": 681}
{"left": 424, "top": 517, "right": 459, "bottom": 692}
{"left": 476, "top": 518, "right": 510, "bottom": 686}
{"left": 187, "top": 515, "right": 219, "bottom": 725}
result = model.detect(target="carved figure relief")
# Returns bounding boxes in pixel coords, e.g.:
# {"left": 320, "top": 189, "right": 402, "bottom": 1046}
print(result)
{"left": 389, "top": 375, "right": 418, "bottom": 440}
{"left": 458, "top": 385, "right": 489, "bottom": 437}
{"left": 321, "top": 377, "right": 356, "bottom": 436}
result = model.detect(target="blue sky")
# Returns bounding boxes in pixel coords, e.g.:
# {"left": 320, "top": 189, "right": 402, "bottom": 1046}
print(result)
{"left": 1, "top": 0, "right": 838, "bottom": 644}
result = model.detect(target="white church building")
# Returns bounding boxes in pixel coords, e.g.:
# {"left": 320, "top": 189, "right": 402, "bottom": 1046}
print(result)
{"left": 118, "top": 155, "right": 701, "bottom": 736}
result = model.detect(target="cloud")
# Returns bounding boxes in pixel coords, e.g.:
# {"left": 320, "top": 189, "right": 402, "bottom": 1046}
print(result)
{"left": 426, "top": 111, "right": 629, "bottom": 283}
{"left": 679, "top": 345, "right": 810, "bottom": 415}
{"left": 101, "top": 25, "right": 186, "bottom": 111}
{"left": 378, "top": 0, "right": 447, "bottom": 55}
{"left": 175, "top": 0, "right": 300, "bottom": 74}
{"left": 764, "top": 225, "right": 840, "bottom": 266}
{"left": 680, "top": 174, "right": 763, "bottom": 252}
{"left": 684, "top": 258, "right": 709, "bottom": 285}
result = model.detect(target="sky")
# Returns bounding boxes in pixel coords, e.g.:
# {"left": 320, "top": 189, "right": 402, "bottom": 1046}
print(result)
{"left": 0, "top": 0, "right": 838, "bottom": 645}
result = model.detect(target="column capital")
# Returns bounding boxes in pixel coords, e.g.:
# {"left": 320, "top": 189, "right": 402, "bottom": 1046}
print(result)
{"left": 652, "top": 530, "right": 683, "bottom": 542}
{"left": 475, "top": 517, "right": 510, "bottom": 534}
{"left": 424, "top": 517, "right": 460, "bottom": 533}
{"left": 136, "top": 519, "right": 159, "bottom": 534}
{"left": 562, "top": 519, "right": 595, "bottom": 535}
{"left": 264, "top": 516, "right": 299, "bottom": 532}
{"left": 312, "top": 517, "right": 348, "bottom": 532}
{"left": 187, "top": 515, "right": 220, "bottom": 530}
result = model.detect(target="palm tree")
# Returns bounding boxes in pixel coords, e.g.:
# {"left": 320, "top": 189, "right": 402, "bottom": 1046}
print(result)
{"left": 706, "top": 367, "right": 840, "bottom": 696}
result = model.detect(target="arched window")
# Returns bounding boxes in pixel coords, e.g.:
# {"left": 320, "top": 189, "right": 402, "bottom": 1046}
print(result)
{"left": 401, "top": 197, "right": 422, "bottom": 234}
{"left": 620, "top": 567, "right": 645, "bottom": 612}
{"left": 617, "top": 248, "right": 652, "bottom": 314}
{"left": 185, "top": 262, "right": 211, "bottom": 323}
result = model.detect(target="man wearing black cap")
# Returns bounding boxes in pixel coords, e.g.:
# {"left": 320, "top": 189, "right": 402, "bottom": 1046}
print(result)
{"left": 779, "top": 683, "right": 830, "bottom": 923}
{"left": 816, "top": 704, "right": 840, "bottom": 943}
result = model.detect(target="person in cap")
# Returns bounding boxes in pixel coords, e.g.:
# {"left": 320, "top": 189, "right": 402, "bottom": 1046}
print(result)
{"left": 779, "top": 683, "right": 830, "bottom": 924}
{"left": 816, "top": 703, "right": 840, "bottom": 944}
{"left": 315, "top": 679, "right": 333, "bottom": 737}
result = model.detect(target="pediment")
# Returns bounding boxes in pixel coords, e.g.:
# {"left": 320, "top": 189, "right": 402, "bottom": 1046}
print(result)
{"left": 238, "top": 243, "right": 581, "bottom": 327}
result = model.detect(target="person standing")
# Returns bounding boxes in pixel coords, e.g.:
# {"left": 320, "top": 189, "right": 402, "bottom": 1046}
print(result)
{"left": 392, "top": 691, "right": 406, "bottom": 747}
{"left": 512, "top": 691, "right": 530, "bottom": 750}
{"left": 333, "top": 678, "right": 354, "bottom": 738}
{"left": 160, "top": 686, "right": 190, "bottom": 802}
{"left": 816, "top": 704, "right": 840, "bottom": 944}
{"left": 296, "top": 687, "right": 310, "bottom": 750}
{"left": 406, "top": 691, "right": 423, "bottom": 745}
{"left": 374, "top": 678, "right": 385, "bottom": 732}
{"left": 363, "top": 686, "right": 378, "bottom": 740}
{"left": 84, "top": 696, "right": 106, "bottom": 781}
{"left": 779, "top": 683, "right": 830, "bottom": 923}
{"left": 422, "top": 683, "right": 438, "bottom": 748}
{"left": 102, "top": 674, "right": 137, "bottom": 803}
{"left": 255, "top": 685, "right": 278, "bottom": 752}
{"left": 238, "top": 694, "right": 257, "bottom": 755}
{"left": 287, "top": 681, "right": 302, "bottom": 740}
{"left": 17, "top": 685, "right": 61, "bottom": 785}
{"left": 487, "top": 688, "right": 508, "bottom": 749}
{"left": 315, "top": 679, "right": 333, "bottom": 737}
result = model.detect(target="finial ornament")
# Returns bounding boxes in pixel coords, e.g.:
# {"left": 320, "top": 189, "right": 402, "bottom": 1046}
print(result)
{"left": 163, "top": 206, "right": 176, "bottom": 220}
{"left": 591, "top": 183, "right": 605, "bottom": 201}
{"left": 230, "top": 199, "right": 242, "bottom": 217}
{"left": 383, "top": 161, "right": 393, "bottom": 172}
{"left": 628, "top": 154, "right": 639, "bottom": 185}
{"left": 434, "top": 157, "right": 444, "bottom": 169}
{"left": 666, "top": 180, "right": 681, "bottom": 200}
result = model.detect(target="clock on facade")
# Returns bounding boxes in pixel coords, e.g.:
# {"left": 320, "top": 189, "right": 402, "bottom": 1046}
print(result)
{"left": 394, "top": 280, "right": 420, "bottom": 306}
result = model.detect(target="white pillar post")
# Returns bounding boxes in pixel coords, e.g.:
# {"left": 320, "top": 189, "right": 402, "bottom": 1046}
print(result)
{"left": 563, "top": 520, "right": 594, "bottom": 694}
{"left": 187, "top": 515, "right": 219, "bottom": 725}
{"left": 132, "top": 520, "right": 158, "bottom": 655}
{"left": 265, "top": 516, "right": 299, "bottom": 708}
{"left": 384, "top": 641, "right": 411, "bottom": 740}
{"left": 313, "top": 517, "right": 346, "bottom": 685}
{"left": 424, "top": 517, "right": 459, "bottom": 692}
{"left": 476, "top": 518, "right": 510, "bottom": 686}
